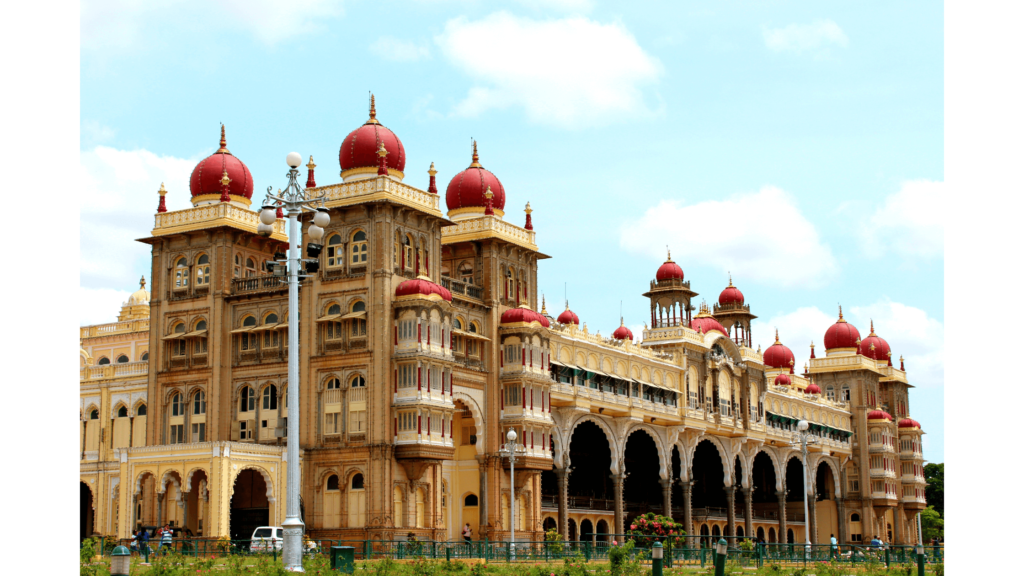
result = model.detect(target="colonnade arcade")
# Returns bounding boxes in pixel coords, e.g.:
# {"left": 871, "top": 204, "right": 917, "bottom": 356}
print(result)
{"left": 541, "top": 412, "right": 843, "bottom": 545}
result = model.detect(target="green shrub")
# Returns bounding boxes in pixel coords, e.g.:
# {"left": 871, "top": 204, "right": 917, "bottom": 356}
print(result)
{"left": 545, "top": 528, "right": 565, "bottom": 554}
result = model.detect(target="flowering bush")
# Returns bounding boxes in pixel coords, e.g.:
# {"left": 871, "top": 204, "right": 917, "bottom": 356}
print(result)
{"left": 625, "top": 513, "right": 685, "bottom": 548}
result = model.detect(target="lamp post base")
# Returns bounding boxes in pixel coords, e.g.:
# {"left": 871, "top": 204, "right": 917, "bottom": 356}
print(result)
{"left": 282, "top": 519, "right": 306, "bottom": 572}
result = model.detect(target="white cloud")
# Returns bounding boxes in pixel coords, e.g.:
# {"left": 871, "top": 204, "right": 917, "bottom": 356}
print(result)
{"left": 80, "top": 146, "right": 199, "bottom": 311}
{"left": 370, "top": 36, "right": 431, "bottom": 62}
{"left": 619, "top": 186, "right": 839, "bottom": 289}
{"left": 80, "top": 287, "right": 134, "bottom": 327}
{"left": 435, "top": 12, "right": 662, "bottom": 128}
{"left": 82, "top": 0, "right": 344, "bottom": 50}
{"left": 513, "top": 0, "right": 592, "bottom": 12}
{"left": 763, "top": 20, "right": 848, "bottom": 55}
{"left": 752, "top": 299, "right": 944, "bottom": 389}
{"left": 863, "top": 180, "right": 944, "bottom": 259}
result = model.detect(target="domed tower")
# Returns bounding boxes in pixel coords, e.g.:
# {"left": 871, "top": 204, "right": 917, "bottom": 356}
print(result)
{"left": 445, "top": 141, "right": 506, "bottom": 222}
{"left": 712, "top": 274, "right": 757, "bottom": 347}
{"left": 188, "top": 125, "right": 255, "bottom": 208}
{"left": 338, "top": 94, "right": 406, "bottom": 182}
{"left": 117, "top": 276, "right": 151, "bottom": 321}
{"left": 642, "top": 248, "right": 698, "bottom": 328}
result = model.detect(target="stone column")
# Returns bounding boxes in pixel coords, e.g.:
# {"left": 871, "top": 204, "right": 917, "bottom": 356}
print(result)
{"left": 680, "top": 480, "right": 693, "bottom": 546}
{"left": 807, "top": 491, "right": 817, "bottom": 544}
{"left": 611, "top": 474, "right": 625, "bottom": 535}
{"left": 156, "top": 492, "right": 165, "bottom": 527}
{"left": 776, "top": 491, "right": 787, "bottom": 544}
{"left": 182, "top": 493, "right": 190, "bottom": 534}
{"left": 556, "top": 468, "right": 569, "bottom": 540}
{"left": 725, "top": 486, "right": 736, "bottom": 537}
{"left": 836, "top": 497, "right": 847, "bottom": 544}
{"left": 892, "top": 506, "right": 901, "bottom": 544}
{"left": 741, "top": 487, "right": 753, "bottom": 539}
{"left": 660, "top": 478, "right": 673, "bottom": 519}
{"left": 479, "top": 457, "right": 489, "bottom": 539}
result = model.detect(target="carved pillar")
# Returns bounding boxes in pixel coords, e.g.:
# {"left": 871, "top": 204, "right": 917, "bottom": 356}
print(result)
{"left": 478, "top": 456, "right": 489, "bottom": 538}
{"left": 132, "top": 493, "right": 139, "bottom": 531}
{"left": 741, "top": 487, "right": 753, "bottom": 539}
{"left": 611, "top": 473, "right": 625, "bottom": 535}
{"left": 836, "top": 497, "right": 847, "bottom": 544}
{"left": 725, "top": 486, "right": 736, "bottom": 537}
{"left": 660, "top": 478, "right": 672, "bottom": 518}
{"left": 182, "top": 493, "right": 189, "bottom": 533}
{"left": 156, "top": 492, "right": 165, "bottom": 527}
{"left": 807, "top": 490, "right": 817, "bottom": 544}
{"left": 556, "top": 468, "right": 569, "bottom": 540}
{"left": 776, "top": 490, "right": 787, "bottom": 544}
{"left": 680, "top": 480, "right": 693, "bottom": 546}
{"left": 892, "top": 506, "right": 901, "bottom": 544}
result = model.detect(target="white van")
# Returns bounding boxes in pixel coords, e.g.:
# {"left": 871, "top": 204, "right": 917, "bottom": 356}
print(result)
{"left": 250, "top": 526, "right": 284, "bottom": 552}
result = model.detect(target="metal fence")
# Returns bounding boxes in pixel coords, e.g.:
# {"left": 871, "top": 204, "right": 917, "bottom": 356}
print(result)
{"left": 92, "top": 535, "right": 943, "bottom": 568}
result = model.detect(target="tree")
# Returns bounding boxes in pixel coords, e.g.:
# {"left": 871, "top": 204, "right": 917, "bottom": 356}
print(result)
{"left": 920, "top": 505, "right": 944, "bottom": 542}
{"left": 924, "top": 463, "right": 944, "bottom": 517}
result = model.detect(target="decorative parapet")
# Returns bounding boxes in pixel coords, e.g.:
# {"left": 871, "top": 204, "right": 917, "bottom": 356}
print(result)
{"left": 81, "top": 319, "right": 150, "bottom": 339}
{"left": 878, "top": 365, "right": 909, "bottom": 384}
{"left": 809, "top": 354, "right": 885, "bottom": 375}
{"left": 549, "top": 322, "right": 678, "bottom": 366}
{"left": 315, "top": 177, "right": 443, "bottom": 217}
{"left": 152, "top": 202, "right": 288, "bottom": 240}
{"left": 441, "top": 215, "right": 540, "bottom": 253}
{"left": 81, "top": 361, "right": 149, "bottom": 382}
{"left": 641, "top": 325, "right": 705, "bottom": 346}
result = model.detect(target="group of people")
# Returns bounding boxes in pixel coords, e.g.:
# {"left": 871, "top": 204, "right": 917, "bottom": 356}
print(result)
{"left": 129, "top": 524, "right": 176, "bottom": 556}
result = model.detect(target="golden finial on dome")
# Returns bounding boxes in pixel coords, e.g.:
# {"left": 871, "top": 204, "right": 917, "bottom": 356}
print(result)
{"left": 541, "top": 295, "right": 548, "bottom": 315}
{"left": 140, "top": 275, "right": 146, "bottom": 289}
{"left": 728, "top": 271, "right": 733, "bottom": 286}
{"left": 837, "top": 304, "right": 846, "bottom": 323}
{"left": 217, "top": 124, "right": 230, "bottom": 154}
{"left": 470, "top": 140, "right": 481, "bottom": 167}
{"left": 219, "top": 170, "right": 232, "bottom": 188}
{"left": 869, "top": 319, "right": 876, "bottom": 336}
{"left": 307, "top": 155, "right": 316, "bottom": 171}
{"left": 525, "top": 202, "right": 532, "bottom": 215}
{"left": 367, "top": 93, "right": 379, "bottom": 124}
{"left": 158, "top": 182, "right": 167, "bottom": 197}
{"left": 855, "top": 338, "right": 862, "bottom": 347}
{"left": 484, "top": 186, "right": 495, "bottom": 215}
{"left": 774, "top": 328, "right": 780, "bottom": 344}
{"left": 870, "top": 343, "right": 876, "bottom": 351}
{"left": 666, "top": 246, "right": 673, "bottom": 262}
{"left": 377, "top": 141, "right": 388, "bottom": 158}
{"left": 428, "top": 162, "right": 437, "bottom": 177}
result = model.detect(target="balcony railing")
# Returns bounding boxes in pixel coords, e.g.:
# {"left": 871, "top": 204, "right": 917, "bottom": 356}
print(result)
{"left": 439, "top": 276, "right": 484, "bottom": 300}
{"left": 81, "top": 361, "right": 149, "bottom": 381}
{"left": 232, "top": 275, "right": 288, "bottom": 295}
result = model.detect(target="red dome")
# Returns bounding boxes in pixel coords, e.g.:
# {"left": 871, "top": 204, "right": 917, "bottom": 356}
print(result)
{"left": 612, "top": 320, "right": 633, "bottom": 341}
{"left": 763, "top": 330, "right": 795, "bottom": 369}
{"left": 395, "top": 276, "right": 452, "bottom": 302}
{"left": 867, "top": 410, "right": 892, "bottom": 422}
{"left": 804, "top": 383, "right": 821, "bottom": 395}
{"left": 500, "top": 305, "right": 549, "bottom": 328}
{"left": 774, "top": 373, "right": 791, "bottom": 386}
{"left": 656, "top": 250, "right": 684, "bottom": 282}
{"left": 690, "top": 316, "right": 727, "bottom": 337}
{"left": 189, "top": 126, "right": 254, "bottom": 200}
{"left": 339, "top": 96, "right": 406, "bottom": 175}
{"left": 556, "top": 304, "right": 579, "bottom": 325}
{"left": 824, "top": 307, "right": 861, "bottom": 350}
{"left": 858, "top": 320, "right": 891, "bottom": 361}
{"left": 898, "top": 418, "right": 921, "bottom": 429}
{"left": 718, "top": 278, "right": 744, "bottom": 305}
{"left": 445, "top": 142, "right": 506, "bottom": 213}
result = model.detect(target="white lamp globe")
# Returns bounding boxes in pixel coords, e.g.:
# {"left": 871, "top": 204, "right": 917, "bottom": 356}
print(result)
{"left": 260, "top": 206, "right": 277, "bottom": 225}
{"left": 313, "top": 208, "right": 330, "bottom": 228}
{"left": 286, "top": 152, "right": 302, "bottom": 168}
{"left": 506, "top": 429, "right": 517, "bottom": 442}
{"left": 257, "top": 222, "right": 273, "bottom": 237}
{"left": 797, "top": 420, "right": 809, "bottom": 432}
{"left": 308, "top": 224, "right": 324, "bottom": 241}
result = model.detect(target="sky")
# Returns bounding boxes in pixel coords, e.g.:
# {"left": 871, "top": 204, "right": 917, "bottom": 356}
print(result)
{"left": 80, "top": 0, "right": 944, "bottom": 462}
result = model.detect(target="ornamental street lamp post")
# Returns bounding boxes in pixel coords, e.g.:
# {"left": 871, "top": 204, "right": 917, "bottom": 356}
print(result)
{"left": 794, "top": 420, "right": 817, "bottom": 559}
{"left": 498, "top": 428, "right": 527, "bottom": 561}
{"left": 258, "top": 152, "right": 330, "bottom": 572}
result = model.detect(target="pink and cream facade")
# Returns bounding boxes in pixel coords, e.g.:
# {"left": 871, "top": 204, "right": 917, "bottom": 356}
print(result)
{"left": 79, "top": 98, "right": 926, "bottom": 547}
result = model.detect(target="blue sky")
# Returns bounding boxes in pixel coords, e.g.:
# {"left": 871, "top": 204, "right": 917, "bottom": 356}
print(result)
{"left": 80, "top": 0, "right": 943, "bottom": 461}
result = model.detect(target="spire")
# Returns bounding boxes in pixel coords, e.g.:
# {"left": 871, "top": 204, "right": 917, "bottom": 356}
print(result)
{"left": 666, "top": 246, "right": 673, "bottom": 262}
{"left": 427, "top": 162, "right": 438, "bottom": 194}
{"left": 219, "top": 169, "right": 232, "bottom": 202}
{"left": 809, "top": 340, "right": 816, "bottom": 359}
{"left": 377, "top": 142, "right": 389, "bottom": 176}
{"left": 887, "top": 350, "right": 893, "bottom": 367}
{"left": 524, "top": 202, "right": 533, "bottom": 230}
{"left": 306, "top": 155, "right": 317, "bottom": 188}
{"left": 869, "top": 319, "right": 876, "bottom": 336}
{"left": 541, "top": 295, "right": 548, "bottom": 315}
{"left": 789, "top": 358, "right": 795, "bottom": 374}
{"left": 900, "top": 355, "right": 905, "bottom": 371}
{"left": 156, "top": 182, "right": 168, "bottom": 213}
{"left": 217, "top": 124, "right": 230, "bottom": 154}
{"left": 140, "top": 276, "right": 146, "bottom": 289}
{"left": 484, "top": 186, "right": 494, "bottom": 216}
{"left": 837, "top": 304, "right": 846, "bottom": 323}
{"left": 470, "top": 140, "right": 482, "bottom": 168}
{"left": 728, "top": 271, "right": 733, "bottom": 287}
{"left": 774, "top": 328, "right": 780, "bottom": 344}
{"left": 367, "top": 93, "right": 379, "bottom": 124}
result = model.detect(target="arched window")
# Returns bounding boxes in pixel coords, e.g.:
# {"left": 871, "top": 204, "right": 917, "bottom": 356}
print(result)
{"left": 351, "top": 473, "right": 364, "bottom": 490}
{"left": 141, "top": 352, "right": 149, "bottom": 361}
{"left": 193, "top": 391, "right": 206, "bottom": 415}
{"left": 136, "top": 404, "right": 147, "bottom": 416}
{"left": 348, "top": 374, "right": 367, "bottom": 433}
{"left": 174, "top": 257, "right": 189, "bottom": 290}
{"left": 168, "top": 392, "right": 185, "bottom": 443}
{"left": 195, "top": 254, "right": 210, "bottom": 286}
{"left": 466, "top": 322, "right": 480, "bottom": 358}
{"left": 350, "top": 301, "right": 367, "bottom": 337}
{"left": 116, "top": 354, "right": 129, "bottom": 364}
{"left": 327, "top": 475, "right": 339, "bottom": 490}
{"left": 117, "top": 405, "right": 128, "bottom": 418}
{"left": 324, "top": 377, "right": 342, "bottom": 434}
{"left": 458, "top": 261, "right": 473, "bottom": 285}
{"left": 394, "top": 487, "right": 405, "bottom": 528}
{"left": 170, "top": 392, "right": 183, "bottom": 417}
{"left": 325, "top": 304, "right": 343, "bottom": 342}
{"left": 240, "top": 316, "right": 257, "bottom": 351}
{"left": 326, "top": 234, "right": 344, "bottom": 268}
{"left": 464, "top": 494, "right": 478, "bottom": 507}
{"left": 262, "top": 385, "right": 279, "bottom": 411}
{"left": 89, "top": 409, "right": 99, "bottom": 420}
{"left": 351, "top": 230, "right": 368, "bottom": 266}
{"left": 234, "top": 254, "right": 242, "bottom": 278}
{"left": 327, "top": 378, "right": 341, "bottom": 389}
{"left": 402, "top": 235, "right": 413, "bottom": 269}
{"left": 263, "top": 313, "right": 280, "bottom": 349}
{"left": 193, "top": 320, "right": 208, "bottom": 355}
{"left": 171, "top": 322, "right": 187, "bottom": 357}
{"left": 98, "top": 357, "right": 110, "bottom": 365}
{"left": 246, "top": 257, "right": 257, "bottom": 277}
{"left": 240, "top": 386, "right": 255, "bottom": 413}
{"left": 851, "top": 513, "right": 860, "bottom": 522}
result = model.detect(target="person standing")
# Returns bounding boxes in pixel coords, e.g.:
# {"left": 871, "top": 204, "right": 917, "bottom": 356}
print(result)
{"left": 829, "top": 534, "right": 838, "bottom": 559}
{"left": 462, "top": 523, "right": 472, "bottom": 543}
{"left": 158, "top": 524, "right": 173, "bottom": 554}
{"left": 139, "top": 527, "right": 150, "bottom": 557}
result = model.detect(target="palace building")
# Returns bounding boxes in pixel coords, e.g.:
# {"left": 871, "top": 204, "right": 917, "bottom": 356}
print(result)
{"left": 79, "top": 98, "right": 928, "bottom": 547}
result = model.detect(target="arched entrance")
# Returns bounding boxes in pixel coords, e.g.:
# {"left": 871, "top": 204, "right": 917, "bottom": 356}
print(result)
{"left": 756, "top": 526, "right": 764, "bottom": 541}
{"left": 185, "top": 470, "right": 209, "bottom": 536}
{"left": 543, "top": 517, "right": 557, "bottom": 532}
{"left": 699, "top": 524, "right": 710, "bottom": 548}
{"left": 80, "top": 481, "right": 94, "bottom": 540}
{"left": 568, "top": 518, "right": 577, "bottom": 541}
{"left": 692, "top": 441, "right": 726, "bottom": 510}
{"left": 230, "top": 469, "right": 269, "bottom": 541}
{"left": 768, "top": 527, "right": 776, "bottom": 543}
{"left": 785, "top": 458, "right": 805, "bottom": 503}
{"left": 815, "top": 462, "right": 836, "bottom": 500}
{"left": 671, "top": 446, "right": 683, "bottom": 510}
{"left": 751, "top": 452, "right": 777, "bottom": 535}
{"left": 596, "top": 519, "right": 609, "bottom": 541}
{"left": 623, "top": 431, "right": 661, "bottom": 518}
{"left": 580, "top": 518, "right": 594, "bottom": 542}
{"left": 568, "top": 422, "right": 612, "bottom": 504}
